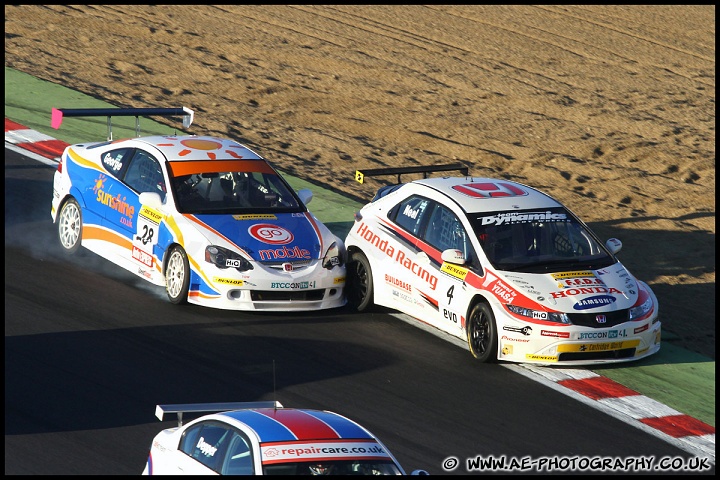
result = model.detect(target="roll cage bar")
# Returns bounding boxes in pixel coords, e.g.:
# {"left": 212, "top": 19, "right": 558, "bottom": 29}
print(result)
{"left": 51, "top": 106, "right": 195, "bottom": 141}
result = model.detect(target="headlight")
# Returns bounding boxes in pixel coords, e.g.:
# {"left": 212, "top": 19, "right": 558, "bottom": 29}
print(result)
{"left": 205, "top": 245, "right": 253, "bottom": 272}
{"left": 629, "top": 297, "right": 653, "bottom": 320}
{"left": 506, "top": 304, "right": 572, "bottom": 324}
{"left": 322, "top": 241, "right": 345, "bottom": 269}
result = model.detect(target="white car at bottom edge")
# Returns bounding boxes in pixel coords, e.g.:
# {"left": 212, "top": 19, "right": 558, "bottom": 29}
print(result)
{"left": 142, "top": 401, "right": 429, "bottom": 475}
{"left": 344, "top": 164, "right": 660, "bottom": 365}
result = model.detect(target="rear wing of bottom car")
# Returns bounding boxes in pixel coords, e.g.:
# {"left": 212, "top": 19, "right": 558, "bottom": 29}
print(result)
{"left": 50, "top": 106, "right": 194, "bottom": 141}
{"left": 155, "top": 401, "right": 284, "bottom": 427}
{"left": 355, "top": 163, "right": 469, "bottom": 184}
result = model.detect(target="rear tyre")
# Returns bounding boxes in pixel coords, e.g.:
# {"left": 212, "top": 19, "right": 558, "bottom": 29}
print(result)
{"left": 165, "top": 245, "right": 190, "bottom": 304}
{"left": 347, "top": 251, "right": 374, "bottom": 312}
{"left": 466, "top": 302, "right": 498, "bottom": 362}
{"left": 57, "top": 197, "right": 82, "bottom": 255}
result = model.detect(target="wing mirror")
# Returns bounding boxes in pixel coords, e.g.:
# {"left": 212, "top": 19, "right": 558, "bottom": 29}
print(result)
{"left": 139, "top": 191, "right": 163, "bottom": 208}
{"left": 441, "top": 248, "right": 466, "bottom": 265}
{"left": 605, "top": 238, "right": 622, "bottom": 255}
{"left": 297, "top": 188, "right": 313, "bottom": 205}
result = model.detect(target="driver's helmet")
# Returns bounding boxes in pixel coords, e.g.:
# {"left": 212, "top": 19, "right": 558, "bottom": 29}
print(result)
{"left": 308, "top": 463, "right": 331, "bottom": 475}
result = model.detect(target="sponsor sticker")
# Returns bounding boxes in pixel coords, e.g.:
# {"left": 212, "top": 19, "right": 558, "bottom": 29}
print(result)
{"left": 233, "top": 214, "right": 278, "bottom": 220}
{"left": 525, "top": 354, "right": 558, "bottom": 362}
{"left": 503, "top": 325, "right": 532, "bottom": 335}
{"left": 385, "top": 274, "right": 411, "bottom": 291}
{"left": 213, "top": 277, "right": 244, "bottom": 286}
{"left": 271, "top": 281, "right": 316, "bottom": 289}
{"left": 557, "top": 340, "right": 640, "bottom": 353}
{"left": 249, "top": 224, "right": 294, "bottom": 245}
{"left": 577, "top": 329, "right": 627, "bottom": 340}
{"left": 572, "top": 295, "right": 616, "bottom": 310}
{"left": 541, "top": 330, "right": 570, "bottom": 338}
{"left": 441, "top": 262, "right": 468, "bottom": 281}
{"left": 261, "top": 441, "right": 390, "bottom": 463}
{"left": 634, "top": 323, "right": 649, "bottom": 334}
{"left": 501, "top": 335, "right": 530, "bottom": 343}
{"left": 132, "top": 246, "right": 154, "bottom": 267}
{"left": 139, "top": 205, "right": 163, "bottom": 224}
{"left": 551, "top": 271, "right": 595, "bottom": 280}
{"left": 356, "top": 222, "right": 438, "bottom": 290}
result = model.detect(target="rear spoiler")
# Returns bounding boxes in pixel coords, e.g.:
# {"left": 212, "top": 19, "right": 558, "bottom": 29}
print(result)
{"left": 355, "top": 163, "right": 469, "bottom": 184}
{"left": 155, "top": 401, "right": 284, "bottom": 427}
{"left": 51, "top": 106, "right": 195, "bottom": 141}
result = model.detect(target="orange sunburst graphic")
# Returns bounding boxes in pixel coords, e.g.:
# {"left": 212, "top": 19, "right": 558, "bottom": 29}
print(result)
{"left": 93, "top": 174, "right": 107, "bottom": 193}
{"left": 156, "top": 138, "right": 245, "bottom": 160}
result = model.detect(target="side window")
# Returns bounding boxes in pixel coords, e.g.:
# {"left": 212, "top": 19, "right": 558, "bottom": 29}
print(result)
{"left": 179, "top": 422, "right": 232, "bottom": 473}
{"left": 123, "top": 150, "right": 166, "bottom": 200}
{"left": 100, "top": 148, "right": 132, "bottom": 177}
{"left": 424, "top": 204, "right": 455, "bottom": 251}
{"left": 221, "top": 431, "right": 255, "bottom": 475}
{"left": 424, "top": 204, "right": 479, "bottom": 269}
{"left": 392, "top": 196, "right": 431, "bottom": 237}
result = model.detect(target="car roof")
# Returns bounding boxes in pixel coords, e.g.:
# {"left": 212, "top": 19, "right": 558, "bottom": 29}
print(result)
{"left": 133, "top": 135, "right": 264, "bottom": 162}
{"left": 219, "top": 408, "right": 375, "bottom": 443}
{"left": 411, "top": 176, "right": 562, "bottom": 213}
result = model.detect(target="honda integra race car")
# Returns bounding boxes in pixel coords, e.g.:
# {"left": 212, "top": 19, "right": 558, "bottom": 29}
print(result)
{"left": 344, "top": 164, "right": 661, "bottom": 365}
{"left": 50, "top": 107, "right": 346, "bottom": 311}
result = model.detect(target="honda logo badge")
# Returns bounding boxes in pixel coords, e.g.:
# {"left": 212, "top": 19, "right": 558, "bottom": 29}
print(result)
{"left": 595, "top": 314, "right": 607, "bottom": 324}
{"left": 282, "top": 262, "right": 293, "bottom": 272}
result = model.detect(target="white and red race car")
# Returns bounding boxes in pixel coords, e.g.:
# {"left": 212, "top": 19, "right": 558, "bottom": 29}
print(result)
{"left": 344, "top": 164, "right": 661, "bottom": 365}
{"left": 50, "top": 107, "right": 346, "bottom": 311}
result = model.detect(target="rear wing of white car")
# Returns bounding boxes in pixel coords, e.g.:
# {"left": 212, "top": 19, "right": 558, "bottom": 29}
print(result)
{"left": 50, "top": 106, "right": 195, "bottom": 141}
{"left": 155, "top": 401, "right": 284, "bottom": 427}
{"left": 355, "top": 163, "right": 469, "bottom": 184}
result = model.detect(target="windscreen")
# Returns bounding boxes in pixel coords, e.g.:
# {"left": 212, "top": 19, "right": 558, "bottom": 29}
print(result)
{"left": 471, "top": 207, "right": 615, "bottom": 273}
{"left": 262, "top": 459, "right": 402, "bottom": 475}
{"left": 170, "top": 169, "right": 304, "bottom": 214}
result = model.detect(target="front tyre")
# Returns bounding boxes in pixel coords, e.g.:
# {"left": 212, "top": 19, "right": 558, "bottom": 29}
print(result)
{"left": 165, "top": 245, "right": 190, "bottom": 304}
{"left": 347, "top": 251, "right": 374, "bottom": 312}
{"left": 57, "top": 197, "right": 82, "bottom": 255}
{"left": 466, "top": 302, "right": 498, "bottom": 362}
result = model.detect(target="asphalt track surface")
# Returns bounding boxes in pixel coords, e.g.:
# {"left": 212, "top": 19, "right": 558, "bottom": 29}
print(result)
{"left": 4, "top": 70, "right": 715, "bottom": 475}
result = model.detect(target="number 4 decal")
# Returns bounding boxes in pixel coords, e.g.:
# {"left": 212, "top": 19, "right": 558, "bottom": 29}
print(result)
{"left": 447, "top": 284, "right": 454, "bottom": 304}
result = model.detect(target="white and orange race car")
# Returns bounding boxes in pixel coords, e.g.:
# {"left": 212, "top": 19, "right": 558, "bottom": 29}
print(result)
{"left": 50, "top": 107, "right": 346, "bottom": 311}
{"left": 344, "top": 164, "right": 660, "bottom": 365}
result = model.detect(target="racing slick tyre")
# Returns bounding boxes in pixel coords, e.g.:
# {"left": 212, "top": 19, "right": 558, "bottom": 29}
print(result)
{"left": 165, "top": 245, "right": 190, "bottom": 305}
{"left": 347, "top": 251, "right": 374, "bottom": 312}
{"left": 466, "top": 302, "right": 498, "bottom": 363}
{"left": 57, "top": 197, "right": 83, "bottom": 255}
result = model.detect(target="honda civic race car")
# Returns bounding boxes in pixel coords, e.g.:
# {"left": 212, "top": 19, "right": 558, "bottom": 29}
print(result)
{"left": 142, "top": 401, "right": 428, "bottom": 475}
{"left": 344, "top": 164, "right": 660, "bottom": 365}
{"left": 50, "top": 107, "right": 346, "bottom": 311}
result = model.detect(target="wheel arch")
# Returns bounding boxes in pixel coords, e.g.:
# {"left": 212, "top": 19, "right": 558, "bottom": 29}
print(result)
{"left": 54, "top": 186, "right": 88, "bottom": 224}
{"left": 464, "top": 293, "right": 493, "bottom": 332}
{"left": 161, "top": 241, "right": 183, "bottom": 275}
{"left": 465, "top": 293, "right": 501, "bottom": 362}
